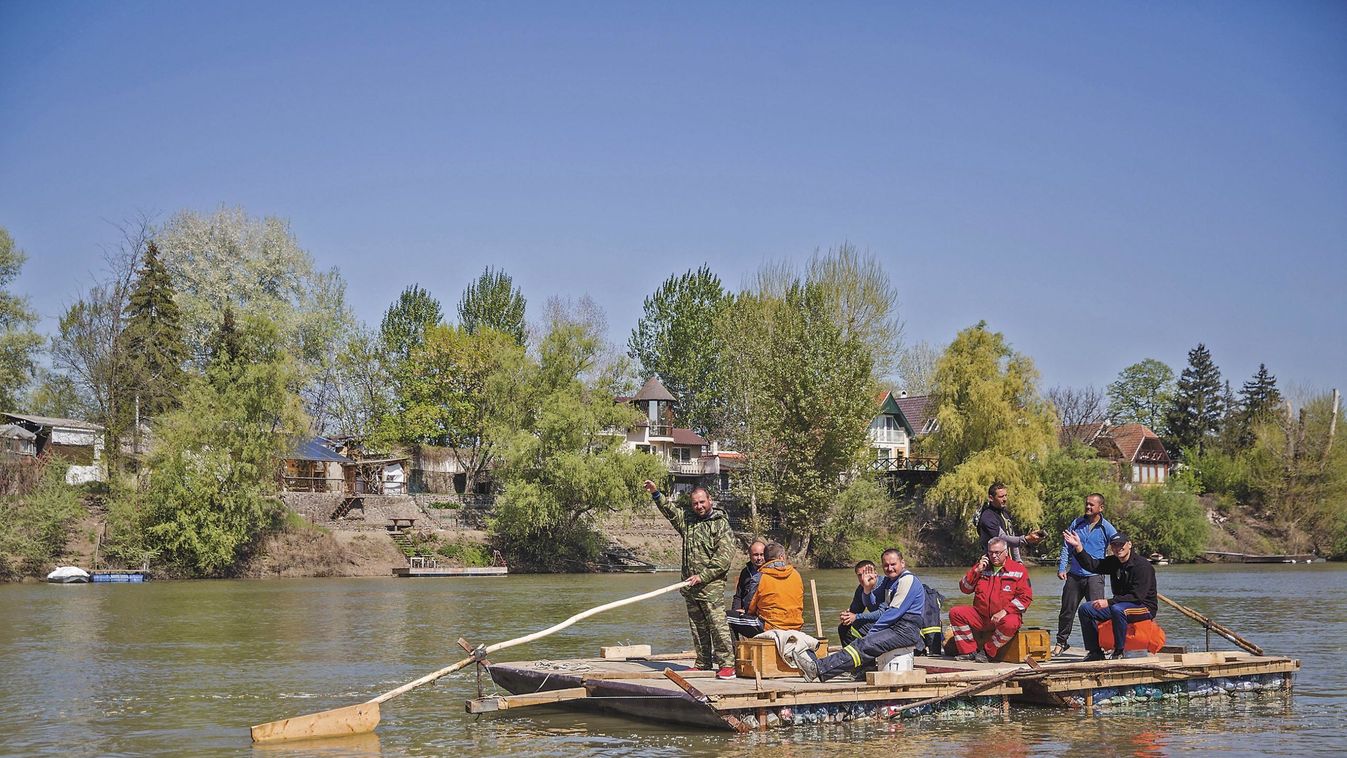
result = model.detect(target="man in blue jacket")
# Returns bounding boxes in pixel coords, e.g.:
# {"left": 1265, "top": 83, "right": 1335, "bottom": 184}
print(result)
{"left": 1053, "top": 493, "right": 1117, "bottom": 656}
{"left": 793, "top": 549, "right": 925, "bottom": 682}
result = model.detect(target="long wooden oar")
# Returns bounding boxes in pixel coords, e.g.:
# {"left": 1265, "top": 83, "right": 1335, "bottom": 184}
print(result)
{"left": 250, "top": 578, "right": 693, "bottom": 744}
{"left": 1157, "top": 593, "right": 1263, "bottom": 655}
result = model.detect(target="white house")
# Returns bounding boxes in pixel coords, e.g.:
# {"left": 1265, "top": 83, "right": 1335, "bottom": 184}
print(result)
{"left": 617, "top": 377, "right": 739, "bottom": 494}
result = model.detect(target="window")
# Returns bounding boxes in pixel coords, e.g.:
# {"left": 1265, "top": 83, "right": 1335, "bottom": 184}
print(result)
{"left": 672, "top": 447, "right": 691, "bottom": 462}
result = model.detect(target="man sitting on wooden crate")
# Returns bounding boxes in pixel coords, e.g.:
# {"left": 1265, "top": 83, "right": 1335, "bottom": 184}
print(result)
{"left": 792, "top": 549, "right": 926, "bottom": 682}
{"left": 949, "top": 537, "right": 1033, "bottom": 663}
{"left": 746, "top": 542, "right": 805, "bottom": 633}
{"left": 727, "top": 540, "right": 767, "bottom": 640}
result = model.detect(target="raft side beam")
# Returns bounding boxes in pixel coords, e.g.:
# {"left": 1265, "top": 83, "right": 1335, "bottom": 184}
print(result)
{"left": 466, "top": 687, "right": 591, "bottom": 713}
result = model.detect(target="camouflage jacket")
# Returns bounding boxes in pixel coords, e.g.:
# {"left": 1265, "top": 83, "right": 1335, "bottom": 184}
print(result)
{"left": 651, "top": 491, "right": 734, "bottom": 597}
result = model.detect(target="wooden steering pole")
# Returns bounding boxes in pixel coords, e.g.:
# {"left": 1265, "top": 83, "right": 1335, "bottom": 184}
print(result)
{"left": 250, "top": 579, "right": 692, "bottom": 744}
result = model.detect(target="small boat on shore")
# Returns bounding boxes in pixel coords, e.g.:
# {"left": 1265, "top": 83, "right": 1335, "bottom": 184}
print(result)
{"left": 46, "top": 566, "right": 90, "bottom": 583}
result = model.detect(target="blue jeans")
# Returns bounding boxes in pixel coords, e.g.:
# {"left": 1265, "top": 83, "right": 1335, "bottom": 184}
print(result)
{"left": 1078, "top": 601, "right": 1151, "bottom": 653}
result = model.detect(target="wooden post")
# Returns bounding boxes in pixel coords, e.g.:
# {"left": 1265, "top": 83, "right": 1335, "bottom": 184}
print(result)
{"left": 1084, "top": 689, "right": 1094, "bottom": 716}
{"left": 1327, "top": 389, "right": 1340, "bottom": 455}
{"left": 810, "top": 579, "right": 824, "bottom": 640}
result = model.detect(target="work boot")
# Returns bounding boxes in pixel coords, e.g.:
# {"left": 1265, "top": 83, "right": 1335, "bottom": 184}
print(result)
{"left": 1083, "top": 650, "right": 1106, "bottom": 662}
{"left": 793, "top": 650, "right": 820, "bottom": 682}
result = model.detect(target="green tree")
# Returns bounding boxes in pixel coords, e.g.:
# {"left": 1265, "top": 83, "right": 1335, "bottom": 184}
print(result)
{"left": 458, "top": 267, "right": 526, "bottom": 345}
{"left": 924, "top": 322, "right": 1059, "bottom": 544}
{"left": 716, "top": 281, "right": 877, "bottom": 556}
{"left": 380, "top": 284, "right": 443, "bottom": 368}
{"left": 805, "top": 243, "right": 903, "bottom": 380}
{"left": 0, "top": 227, "right": 43, "bottom": 411}
{"left": 1106, "top": 358, "right": 1175, "bottom": 434}
{"left": 627, "top": 265, "right": 729, "bottom": 436}
{"left": 1111, "top": 484, "right": 1209, "bottom": 562}
{"left": 120, "top": 242, "right": 188, "bottom": 421}
{"left": 377, "top": 325, "right": 526, "bottom": 495}
{"left": 490, "top": 305, "right": 662, "bottom": 569}
{"left": 1244, "top": 392, "right": 1347, "bottom": 554}
{"left": 1228, "top": 363, "right": 1283, "bottom": 449}
{"left": 1166, "top": 343, "right": 1224, "bottom": 456}
{"left": 0, "top": 459, "right": 84, "bottom": 578}
{"left": 154, "top": 206, "right": 353, "bottom": 430}
{"left": 1036, "top": 443, "right": 1122, "bottom": 537}
{"left": 135, "top": 314, "right": 306, "bottom": 576}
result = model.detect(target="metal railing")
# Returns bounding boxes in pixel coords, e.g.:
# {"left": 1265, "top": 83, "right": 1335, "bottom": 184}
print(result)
{"left": 866, "top": 456, "right": 939, "bottom": 473}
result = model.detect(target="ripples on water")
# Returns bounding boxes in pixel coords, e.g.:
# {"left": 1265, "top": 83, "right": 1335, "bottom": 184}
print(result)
{"left": 1, "top": 564, "right": 1343, "bottom": 757}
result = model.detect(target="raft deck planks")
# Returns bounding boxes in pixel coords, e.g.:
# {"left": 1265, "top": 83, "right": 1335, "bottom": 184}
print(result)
{"left": 475, "top": 648, "right": 1300, "bottom": 731}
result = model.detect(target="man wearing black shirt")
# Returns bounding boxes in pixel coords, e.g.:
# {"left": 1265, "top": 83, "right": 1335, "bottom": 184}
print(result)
{"left": 1063, "top": 530, "right": 1157, "bottom": 661}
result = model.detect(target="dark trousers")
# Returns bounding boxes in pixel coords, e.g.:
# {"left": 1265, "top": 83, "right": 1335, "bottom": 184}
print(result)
{"left": 727, "top": 612, "right": 765, "bottom": 641}
{"left": 1056, "top": 573, "right": 1105, "bottom": 645}
{"left": 837, "top": 621, "right": 871, "bottom": 645}
{"left": 815, "top": 619, "right": 922, "bottom": 681}
{"left": 1079, "top": 601, "right": 1152, "bottom": 654}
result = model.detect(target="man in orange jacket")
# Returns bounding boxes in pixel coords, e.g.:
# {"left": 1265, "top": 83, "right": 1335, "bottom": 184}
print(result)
{"left": 948, "top": 537, "right": 1033, "bottom": 663}
{"left": 748, "top": 542, "right": 804, "bottom": 632}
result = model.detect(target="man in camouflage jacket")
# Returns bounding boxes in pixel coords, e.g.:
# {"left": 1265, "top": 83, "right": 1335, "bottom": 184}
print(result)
{"left": 644, "top": 480, "right": 737, "bottom": 677}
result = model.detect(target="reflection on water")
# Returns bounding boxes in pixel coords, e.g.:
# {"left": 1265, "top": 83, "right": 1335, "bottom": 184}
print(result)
{"left": 1, "top": 564, "right": 1343, "bottom": 757}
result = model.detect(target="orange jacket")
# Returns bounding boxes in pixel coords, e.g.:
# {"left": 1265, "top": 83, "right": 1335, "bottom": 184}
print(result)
{"left": 749, "top": 561, "right": 804, "bottom": 631}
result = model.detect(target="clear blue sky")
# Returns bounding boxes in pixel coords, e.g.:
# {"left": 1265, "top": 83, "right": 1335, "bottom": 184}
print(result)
{"left": 3, "top": 2, "right": 1344, "bottom": 393}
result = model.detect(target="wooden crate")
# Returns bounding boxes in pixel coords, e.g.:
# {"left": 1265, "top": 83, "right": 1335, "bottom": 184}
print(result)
{"left": 995, "top": 627, "right": 1052, "bottom": 663}
{"left": 735, "top": 637, "right": 829, "bottom": 679}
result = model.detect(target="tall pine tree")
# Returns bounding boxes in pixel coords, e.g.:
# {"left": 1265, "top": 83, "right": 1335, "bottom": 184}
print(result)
{"left": 1231, "top": 363, "right": 1283, "bottom": 448}
{"left": 121, "top": 242, "right": 187, "bottom": 419}
{"left": 1166, "top": 343, "right": 1224, "bottom": 456}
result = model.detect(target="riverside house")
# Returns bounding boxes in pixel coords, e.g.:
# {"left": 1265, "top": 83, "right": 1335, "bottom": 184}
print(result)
{"left": 615, "top": 377, "right": 741, "bottom": 496}
{"left": 1061, "top": 422, "right": 1173, "bottom": 486}
{"left": 1, "top": 413, "right": 105, "bottom": 484}
{"left": 868, "top": 391, "right": 939, "bottom": 472}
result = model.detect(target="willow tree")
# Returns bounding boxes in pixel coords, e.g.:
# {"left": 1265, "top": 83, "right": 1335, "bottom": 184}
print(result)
{"left": 925, "top": 321, "right": 1058, "bottom": 544}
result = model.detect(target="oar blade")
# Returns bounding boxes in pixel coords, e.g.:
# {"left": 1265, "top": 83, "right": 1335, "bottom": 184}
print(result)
{"left": 250, "top": 701, "right": 381, "bottom": 744}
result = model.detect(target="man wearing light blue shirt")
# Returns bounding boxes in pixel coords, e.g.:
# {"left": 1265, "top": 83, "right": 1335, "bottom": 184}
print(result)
{"left": 1053, "top": 493, "right": 1117, "bottom": 656}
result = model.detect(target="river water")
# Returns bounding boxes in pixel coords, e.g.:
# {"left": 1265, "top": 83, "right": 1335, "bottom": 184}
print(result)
{"left": 1, "top": 563, "right": 1343, "bottom": 757}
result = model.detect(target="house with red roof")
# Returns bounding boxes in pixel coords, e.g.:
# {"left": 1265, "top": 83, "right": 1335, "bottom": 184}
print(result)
{"left": 616, "top": 377, "right": 740, "bottom": 495}
{"left": 868, "top": 391, "right": 939, "bottom": 471}
{"left": 1062, "top": 422, "right": 1173, "bottom": 486}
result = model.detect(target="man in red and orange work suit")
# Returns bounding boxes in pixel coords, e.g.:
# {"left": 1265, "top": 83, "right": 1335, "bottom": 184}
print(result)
{"left": 948, "top": 537, "right": 1033, "bottom": 663}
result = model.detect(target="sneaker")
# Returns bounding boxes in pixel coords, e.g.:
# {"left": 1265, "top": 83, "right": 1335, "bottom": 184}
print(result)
{"left": 1083, "top": 650, "right": 1106, "bottom": 662}
{"left": 794, "top": 651, "right": 820, "bottom": 682}
{"left": 1050, "top": 642, "right": 1070, "bottom": 656}
{"left": 972, "top": 651, "right": 990, "bottom": 664}
{"left": 954, "top": 652, "right": 985, "bottom": 662}
{"left": 716, "top": 666, "right": 736, "bottom": 680}
{"left": 1109, "top": 649, "right": 1126, "bottom": 660}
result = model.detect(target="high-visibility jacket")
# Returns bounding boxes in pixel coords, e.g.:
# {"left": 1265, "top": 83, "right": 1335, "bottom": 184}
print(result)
{"left": 959, "top": 558, "right": 1032, "bottom": 619}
